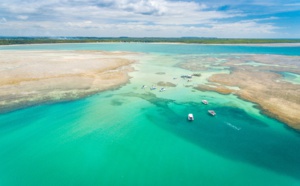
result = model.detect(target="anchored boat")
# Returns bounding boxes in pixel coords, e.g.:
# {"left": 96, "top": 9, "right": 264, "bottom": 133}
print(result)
{"left": 202, "top": 100, "right": 208, "bottom": 105}
{"left": 150, "top": 85, "right": 156, "bottom": 90}
{"left": 208, "top": 110, "right": 216, "bottom": 116}
{"left": 188, "top": 113, "right": 194, "bottom": 121}
{"left": 159, "top": 88, "right": 166, "bottom": 92}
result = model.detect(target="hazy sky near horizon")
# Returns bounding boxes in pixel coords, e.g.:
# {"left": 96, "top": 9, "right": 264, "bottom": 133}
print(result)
{"left": 0, "top": 0, "right": 299, "bottom": 38}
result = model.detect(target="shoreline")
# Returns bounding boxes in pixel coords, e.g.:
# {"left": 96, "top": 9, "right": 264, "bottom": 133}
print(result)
{"left": 0, "top": 78, "right": 131, "bottom": 114}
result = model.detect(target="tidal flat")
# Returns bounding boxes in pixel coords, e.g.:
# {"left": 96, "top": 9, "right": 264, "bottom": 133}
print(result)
{"left": 0, "top": 50, "right": 138, "bottom": 113}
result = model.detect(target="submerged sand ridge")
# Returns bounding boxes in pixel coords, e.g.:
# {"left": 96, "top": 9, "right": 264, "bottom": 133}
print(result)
{"left": 189, "top": 54, "right": 300, "bottom": 130}
{"left": 0, "top": 50, "right": 138, "bottom": 113}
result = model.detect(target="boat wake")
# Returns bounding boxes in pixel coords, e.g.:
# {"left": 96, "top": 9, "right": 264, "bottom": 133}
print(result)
{"left": 225, "top": 122, "right": 241, "bottom": 131}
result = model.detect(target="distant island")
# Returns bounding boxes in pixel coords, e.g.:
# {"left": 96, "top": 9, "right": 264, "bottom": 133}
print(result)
{"left": 1, "top": 37, "right": 300, "bottom": 45}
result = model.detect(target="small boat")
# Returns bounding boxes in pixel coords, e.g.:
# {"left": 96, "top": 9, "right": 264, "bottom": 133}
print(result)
{"left": 141, "top": 85, "right": 147, "bottom": 89}
{"left": 202, "top": 100, "right": 208, "bottom": 105}
{"left": 150, "top": 85, "right": 156, "bottom": 90}
{"left": 181, "top": 75, "right": 192, "bottom": 79}
{"left": 188, "top": 113, "right": 194, "bottom": 121}
{"left": 208, "top": 110, "right": 216, "bottom": 116}
{"left": 159, "top": 88, "right": 166, "bottom": 92}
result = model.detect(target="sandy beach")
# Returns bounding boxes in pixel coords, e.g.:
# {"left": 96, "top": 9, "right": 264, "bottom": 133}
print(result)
{"left": 0, "top": 50, "right": 138, "bottom": 113}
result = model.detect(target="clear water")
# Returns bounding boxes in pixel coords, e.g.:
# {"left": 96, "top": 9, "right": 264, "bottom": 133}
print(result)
{"left": 279, "top": 72, "right": 300, "bottom": 84}
{"left": 1, "top": 43, "right": 300, "bottom": 186}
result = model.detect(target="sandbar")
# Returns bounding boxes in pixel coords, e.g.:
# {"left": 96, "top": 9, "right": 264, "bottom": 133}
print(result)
{"left": 0, "top": 50, "right": 138, "bottom": 113}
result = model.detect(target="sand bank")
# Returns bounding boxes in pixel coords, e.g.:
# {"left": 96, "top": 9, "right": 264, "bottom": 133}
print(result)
{"left": 0, "top": 50, "right": 138, "bottom": 113}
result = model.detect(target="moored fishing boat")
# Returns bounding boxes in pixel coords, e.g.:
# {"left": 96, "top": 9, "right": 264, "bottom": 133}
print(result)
{"left": 208, "top": 110, "right": 216, "bottom": 116}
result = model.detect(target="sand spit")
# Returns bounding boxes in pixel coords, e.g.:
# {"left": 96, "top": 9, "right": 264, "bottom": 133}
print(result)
{"left": 190, "top": 54, "right": 300, "bottom": 130}
{"left": 0, "top": 50, "right": 138, "bottom": 113}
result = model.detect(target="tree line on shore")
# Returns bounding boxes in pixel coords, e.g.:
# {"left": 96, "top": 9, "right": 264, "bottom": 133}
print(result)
{"left": 1, "top": 37, "right": 300, "bottom": 45}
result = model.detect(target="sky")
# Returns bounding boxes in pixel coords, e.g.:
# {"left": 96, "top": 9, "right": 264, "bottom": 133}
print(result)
{"left": 0, "top": 0, "right": 299, "bottom": 38}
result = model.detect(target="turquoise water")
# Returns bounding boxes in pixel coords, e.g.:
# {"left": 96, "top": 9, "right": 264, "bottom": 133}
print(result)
{"left": 1, "top": 43, "right": 300, "bottom": 55}
{"left": 279, "top": 72, "right": 300, "bottom": 84}
{"left": 1, "top": 44, "right": 300, "bottom": 186}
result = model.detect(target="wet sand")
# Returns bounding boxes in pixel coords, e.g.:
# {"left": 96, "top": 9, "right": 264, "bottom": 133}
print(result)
{"left": 0, "top": 50, "right": 138, "bottom": 113}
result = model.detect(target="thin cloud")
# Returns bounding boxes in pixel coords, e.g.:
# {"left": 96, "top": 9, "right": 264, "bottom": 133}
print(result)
{"left": 0, "top": 0, "right": 298, "bottom": 37}
{"left": 284, "top": 3, "right": 300, "bottom": 6}
{"left": 17, "top": 15, "right": 29, "bottom": 20}
{"left": 0, "top": 17, "right": 7, "bottom": 24}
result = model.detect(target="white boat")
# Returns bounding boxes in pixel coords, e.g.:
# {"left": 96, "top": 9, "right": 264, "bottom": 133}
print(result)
{"left": 202, "top": 100, "right": 208, "bottom": 105}
{"left": 208, "top": 110, "right": 216, "bottom": 116}
{"left": 150, "top": 85, "right": 156, "bottom": 90}
{"left": 188, "top": 113, "right": 194, "bottom": 121}
{"left": 141, "top": 85, "right": 147, "bottom": 89}
{"left": 159, "top": 88, "right": 166, "bottom": 92}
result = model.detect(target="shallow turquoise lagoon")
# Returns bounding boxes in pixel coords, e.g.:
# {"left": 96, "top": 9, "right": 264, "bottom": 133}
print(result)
{"left": 0, "top": 43, "right": 300, "bottom": 186}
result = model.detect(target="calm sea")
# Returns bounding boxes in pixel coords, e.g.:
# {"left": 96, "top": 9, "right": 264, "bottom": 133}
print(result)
{"left": 0, "top": 43, "right": 300, "bottom": 186}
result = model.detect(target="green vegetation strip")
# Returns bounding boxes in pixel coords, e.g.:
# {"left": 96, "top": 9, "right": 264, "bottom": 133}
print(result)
{"left": 1, "top": 37, "right": 300, "bottom": 45}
